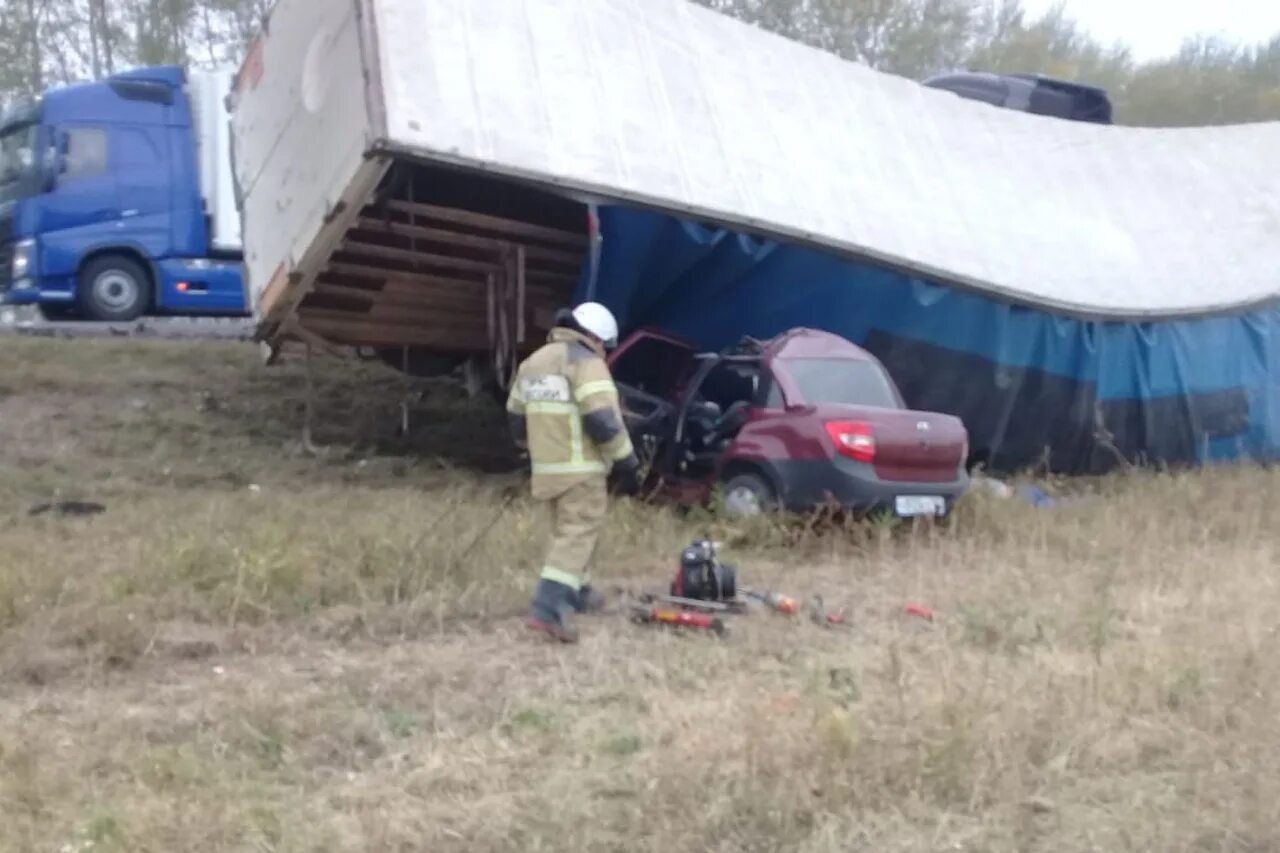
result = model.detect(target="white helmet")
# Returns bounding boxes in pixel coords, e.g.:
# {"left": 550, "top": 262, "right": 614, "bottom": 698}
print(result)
{"left": 571, "top": 302, "right": 619, "bottom": 348}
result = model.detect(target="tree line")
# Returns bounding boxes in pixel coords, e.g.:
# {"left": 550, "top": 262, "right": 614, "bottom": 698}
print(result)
{"left": 1, "top": 0, "right": 1276, "bottom": 127}
{"left": 0, "top": 0, "right": 269, "bottom": 95}
{"left": 696, "top": 0, "right": 1280, "bottom": 126}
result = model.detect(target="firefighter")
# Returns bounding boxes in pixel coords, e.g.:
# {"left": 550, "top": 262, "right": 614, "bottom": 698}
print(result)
{"left": 506, "top": 302, "right": 641, "bottom": 643}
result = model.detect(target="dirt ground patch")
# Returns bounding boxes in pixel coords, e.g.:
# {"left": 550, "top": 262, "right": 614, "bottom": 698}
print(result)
{"left": 1, "top": 337, "right": 1278, "bottom": 852}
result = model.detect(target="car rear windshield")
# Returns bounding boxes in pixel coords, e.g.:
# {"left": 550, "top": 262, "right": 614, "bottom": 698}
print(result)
{"left": 785, "top": 358, "right": 900, "bottom": 409}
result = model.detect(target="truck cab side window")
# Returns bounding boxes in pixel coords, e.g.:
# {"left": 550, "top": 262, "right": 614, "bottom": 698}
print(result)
{"left": 63, "top": 128, "right": 108, "bottom": 181}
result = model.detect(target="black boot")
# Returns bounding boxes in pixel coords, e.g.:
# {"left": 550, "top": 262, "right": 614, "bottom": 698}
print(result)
{"left": 576, "top": 583, "right": 607, "bottom": 614}
{"left": 527, "top": 578, "right": 580, "bottom": 643}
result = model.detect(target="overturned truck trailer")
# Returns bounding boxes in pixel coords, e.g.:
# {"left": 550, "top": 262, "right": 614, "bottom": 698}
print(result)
{"left": 229, "top": 0, "right": 1280, "bottom": 474}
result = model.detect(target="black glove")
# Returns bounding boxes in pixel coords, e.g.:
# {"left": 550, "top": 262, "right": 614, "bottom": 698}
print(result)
{"left": 611, "top": 453, "right": 642, "bottom": 496}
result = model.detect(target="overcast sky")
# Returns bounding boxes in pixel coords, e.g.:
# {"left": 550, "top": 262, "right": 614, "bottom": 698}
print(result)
{"left": 1019, "top": 0, "right": 1280, "bottom": 60}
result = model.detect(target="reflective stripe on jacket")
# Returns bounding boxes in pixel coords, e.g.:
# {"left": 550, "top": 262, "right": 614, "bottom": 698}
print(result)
{"left": 506, "top": 327, "right": 635, "bottom": 500}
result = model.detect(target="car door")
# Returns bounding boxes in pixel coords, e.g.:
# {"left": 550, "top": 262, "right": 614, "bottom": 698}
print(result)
{"left": 607, "top": 329, "right": 699, "bottom": 472}
{"left": 608, "top": 329, "right": 698, "bottom": 398}
{"left": 717, "top": 363, "right": 821, "bottom": 474}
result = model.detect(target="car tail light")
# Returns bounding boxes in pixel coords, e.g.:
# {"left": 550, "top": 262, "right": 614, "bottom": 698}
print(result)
{"left": 825, "top": 420, "right": 876, "bottom": 462}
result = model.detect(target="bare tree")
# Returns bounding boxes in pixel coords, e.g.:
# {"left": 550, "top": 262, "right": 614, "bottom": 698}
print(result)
{"left": 694, "top": 0, "right": 1278, "bottom": 125}
{"left": 87, "top": 0, "right": 118, "bottom": 77}
{"left": 0, "top": 0, "right": 1274, "bottom": 126}
{"left": 0, "top": 0, "right": 57, "bottom": 92}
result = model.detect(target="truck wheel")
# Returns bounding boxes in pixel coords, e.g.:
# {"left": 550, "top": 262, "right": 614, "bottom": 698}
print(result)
{"left": 722, "top": 472, "right": 777, "bottom": 518}
{"left": 78, "top": 255, "right": 151, "bottom": 322}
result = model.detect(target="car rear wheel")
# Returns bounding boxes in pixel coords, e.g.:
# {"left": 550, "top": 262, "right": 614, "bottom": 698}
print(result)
{"left": 78, "top": 255, "right": 151, "bottom": 322}
{"left": 722, "top": 472, "right": 777, "bottom": 518}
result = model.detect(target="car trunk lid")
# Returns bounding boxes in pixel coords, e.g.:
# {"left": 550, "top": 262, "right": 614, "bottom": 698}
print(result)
{"left": 819, "top": 405, "right": 966, "bottom": 483}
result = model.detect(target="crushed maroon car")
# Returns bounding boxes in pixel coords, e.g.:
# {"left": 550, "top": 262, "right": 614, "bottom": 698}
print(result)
{"left": 608, "top": 327, "right": 971, "bottom": 518}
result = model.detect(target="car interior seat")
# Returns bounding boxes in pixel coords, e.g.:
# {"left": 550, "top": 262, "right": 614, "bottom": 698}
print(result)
{"left": 685, "top": 400, "right": 722, "bottom": 452}
{"left": 684, "top": 364, "right": 759, "bottom": 471}
{"left": 703, "top": 400, "right": 752, "bottom": 451}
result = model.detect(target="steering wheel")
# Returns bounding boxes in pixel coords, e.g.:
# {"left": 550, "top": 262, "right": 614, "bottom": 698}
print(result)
{"left": 617, "top": 383, "right": 677, "bottom": 434}
{"left": 717, "top": 399, "right": 752, "bottom": 427}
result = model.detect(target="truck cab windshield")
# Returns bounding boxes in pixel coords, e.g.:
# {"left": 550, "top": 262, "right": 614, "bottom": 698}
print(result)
{"left": 0, "top": 123, "right": 40, "bottom": 202}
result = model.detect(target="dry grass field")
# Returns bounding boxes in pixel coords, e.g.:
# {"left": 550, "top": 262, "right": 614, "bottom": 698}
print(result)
{"left": 1, "top": 336, "right": 1277, "bottom": 852}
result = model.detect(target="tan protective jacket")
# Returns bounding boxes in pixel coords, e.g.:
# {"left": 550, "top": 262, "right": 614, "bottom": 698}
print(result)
{"left": 506, "top": 327, "right": 635, "bottom": 500}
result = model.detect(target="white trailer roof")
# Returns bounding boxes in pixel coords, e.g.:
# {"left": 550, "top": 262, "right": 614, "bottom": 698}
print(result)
{"left": 367, "top": 0, "right": 1280, "bottom": 319}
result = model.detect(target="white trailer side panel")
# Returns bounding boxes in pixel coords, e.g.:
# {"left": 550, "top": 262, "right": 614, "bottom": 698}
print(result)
{"left": 369, "top": 0, "right": 1280, "bottom": 318}
{"left": 229, "top": 0, "right": 380, "bottom": 315}
{"left": 189, "top": 68, "right": 242, "bottom": 253}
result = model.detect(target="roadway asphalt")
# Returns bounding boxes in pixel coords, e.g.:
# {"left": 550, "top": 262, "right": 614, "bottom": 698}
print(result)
{"left": 0, "top": 306, "right": 255, "bottom": 342}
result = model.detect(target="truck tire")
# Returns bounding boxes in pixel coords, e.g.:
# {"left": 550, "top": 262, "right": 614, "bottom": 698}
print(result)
{"left": 78, "top": 255, "right": 151, "bottom": 322}
{"left": 722, "top": 472, "right": 778, "bottom": 518}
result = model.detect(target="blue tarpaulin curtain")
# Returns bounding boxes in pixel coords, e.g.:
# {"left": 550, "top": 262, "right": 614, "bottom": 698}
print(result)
{"left": 577, "top": 206, "right": 1280, "bottom": 475}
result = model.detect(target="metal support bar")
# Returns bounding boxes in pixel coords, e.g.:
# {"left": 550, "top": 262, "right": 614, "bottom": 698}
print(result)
{"left": 516, "top": 244, "right": 527, "bottom": 345}
{"left": 302, "top": 342, "right": 322, "bottom": 457}
{"left": 400, "top": 345, "right": 411, "bottom": 437}
{"left": 486, "top": 272, "right": 496, "bottom": 359}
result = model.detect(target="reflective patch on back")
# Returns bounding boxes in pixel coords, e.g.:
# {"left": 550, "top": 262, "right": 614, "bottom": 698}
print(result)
{"left": 521, "top": 374, "right": 573, "bottom": 403}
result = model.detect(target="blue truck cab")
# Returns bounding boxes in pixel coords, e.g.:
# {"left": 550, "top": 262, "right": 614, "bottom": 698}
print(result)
{"left": 923, "top": 71, "right": 1114, "bottom": 124}
{"left": 0, "top": 65, "right": 247, "bottom": 321}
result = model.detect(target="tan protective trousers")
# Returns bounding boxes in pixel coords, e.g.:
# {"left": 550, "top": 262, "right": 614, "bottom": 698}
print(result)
{"left": 539, "top": 477, "right": 608, "bottom": 590}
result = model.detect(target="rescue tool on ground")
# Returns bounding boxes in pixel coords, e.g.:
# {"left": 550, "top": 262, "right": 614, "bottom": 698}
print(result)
{"left": 743, "top": 588, "right": 801, "bottom": 615}
{"left": 808, "top": 594, "right": 849, "bottom": 627}
{"left": 671, "top": 539, "right": 738, "bottom": 603}
{"left": 630, "top": 605, "right": 727, "bottom": 636}
{"left": 627, "top": 541, "right": 823, "bottom": 636}
{"left": 638, "top": 593, "right": 748, "bottom": 614}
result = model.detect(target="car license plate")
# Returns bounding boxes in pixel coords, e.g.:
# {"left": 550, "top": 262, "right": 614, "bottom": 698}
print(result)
{"left": 895, "top": 496, "right": 946, "bottom": 517}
